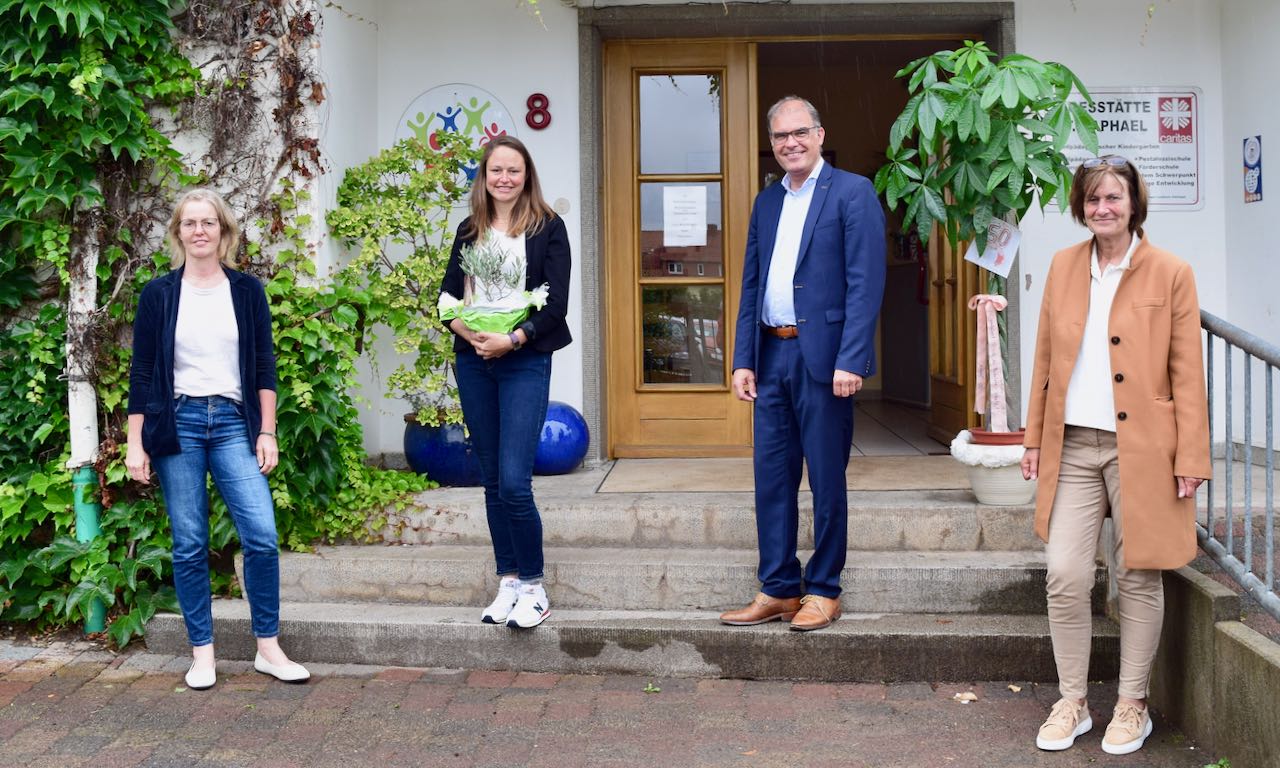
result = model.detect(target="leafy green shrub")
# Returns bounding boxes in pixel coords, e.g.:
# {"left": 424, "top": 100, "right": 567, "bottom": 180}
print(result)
{"left": 0, "top": 1, "right": 428, "bottom": 647}
{"left": 326, "top": 133, "right": 480, "bottom": 426}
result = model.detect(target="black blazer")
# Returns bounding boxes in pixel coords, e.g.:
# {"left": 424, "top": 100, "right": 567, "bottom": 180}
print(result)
{"left": 440, "top": 214, "right": 572, "bottom": 354}
{"left": 127, "top": 266, "right": 277, "bottom": 457}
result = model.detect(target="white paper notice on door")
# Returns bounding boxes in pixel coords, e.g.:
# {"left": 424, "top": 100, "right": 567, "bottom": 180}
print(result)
{"left": 663, "top": 186, "right": 707, "bottom": 247}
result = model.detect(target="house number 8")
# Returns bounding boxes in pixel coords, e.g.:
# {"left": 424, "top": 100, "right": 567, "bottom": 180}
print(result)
{"left": 526, "top": 93, "right": 551, "bottom": 130}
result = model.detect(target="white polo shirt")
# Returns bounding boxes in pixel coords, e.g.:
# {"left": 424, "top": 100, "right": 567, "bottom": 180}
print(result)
{"left": 761, "top": 158, "right": 824, "bottom": 327}
{"left": 1063, "top": 233, "right": 1140, "bottom": 432}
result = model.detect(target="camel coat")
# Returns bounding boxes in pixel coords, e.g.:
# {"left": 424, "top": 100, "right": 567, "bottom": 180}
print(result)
{"left": 1024, "top": 235, "right": 1211, "bottom": 569}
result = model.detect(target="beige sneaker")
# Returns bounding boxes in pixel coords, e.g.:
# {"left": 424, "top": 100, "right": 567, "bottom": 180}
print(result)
{"left": 1102, "top": 702, "right": 1153, "bottom": 755}
{"left": 1036, "top": 698, "right": 1092, "bottom": 751}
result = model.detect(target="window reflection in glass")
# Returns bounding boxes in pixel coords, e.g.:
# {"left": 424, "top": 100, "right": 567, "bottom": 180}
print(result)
{"left": 639, "top": 182, "right": 723, "bottom": 279}
{"left": 639, "top": 75, "right": 721, "bottom": 175}
{"left": 642, "top": 286, "right": 725, "bottom": 385}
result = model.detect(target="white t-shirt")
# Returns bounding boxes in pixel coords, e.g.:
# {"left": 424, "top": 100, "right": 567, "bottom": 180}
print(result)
{"left": 173, "top": 277, "right": 242, "bottom": 402}
{"left": 468, "top": 228, "right": 527, "bottom": 309}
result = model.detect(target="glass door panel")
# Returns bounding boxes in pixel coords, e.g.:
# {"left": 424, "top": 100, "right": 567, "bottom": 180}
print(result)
{"left": 603, "top": 40, "right": 754, "bottom": 456}
{"left": 638, "top": 182, "right": 723, "bottom": 278}
{"left": 639, "top": 75, "right": 722, "bottom": 174}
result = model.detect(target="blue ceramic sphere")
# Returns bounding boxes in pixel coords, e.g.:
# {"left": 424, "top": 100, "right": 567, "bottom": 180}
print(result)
{"left": 403, "top": 420, "right": 482, "bottom": 487}
{"left": 534, "top": 401, "right": 590, "bottom": 475}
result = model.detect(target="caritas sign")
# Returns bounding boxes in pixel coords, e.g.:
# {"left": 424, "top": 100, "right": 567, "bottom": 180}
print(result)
{"left": 1063, "top": 87, "right": 1203, "bottom": 210}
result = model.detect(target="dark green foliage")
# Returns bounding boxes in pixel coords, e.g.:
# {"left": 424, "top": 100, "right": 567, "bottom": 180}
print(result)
{"left": 0, "top": 1, "right": 426, "bottom": 647}
{"left": 874, "top": 40, "right": 1100, "bottom": 255}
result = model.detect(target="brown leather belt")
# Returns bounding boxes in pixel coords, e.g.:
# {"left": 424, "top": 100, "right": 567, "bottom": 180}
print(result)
{"left": 762, "top": 324, "right": 799, "bottom": 339}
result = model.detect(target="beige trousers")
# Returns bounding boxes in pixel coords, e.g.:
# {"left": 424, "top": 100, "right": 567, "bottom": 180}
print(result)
{"left": 1046, "top": 426, "right": 1164, "bottom": 701}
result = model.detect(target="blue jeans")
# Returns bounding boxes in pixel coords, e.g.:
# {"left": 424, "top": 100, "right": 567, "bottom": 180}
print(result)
{"left": 454, "top": 348, "right": 552, "bottom": 581}
{"left": 153, "top": 395, "right": 280, "bottom": 645}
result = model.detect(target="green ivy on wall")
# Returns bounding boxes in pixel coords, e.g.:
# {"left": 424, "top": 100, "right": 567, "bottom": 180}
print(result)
{"left": 0, "top": 1, "right": 427, "bottom": 647}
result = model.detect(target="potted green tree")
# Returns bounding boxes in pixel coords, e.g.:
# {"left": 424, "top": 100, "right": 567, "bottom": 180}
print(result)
{"left": 873, "top": 40, "right": 1098, "bottom": 503}
{"left": 327, "top": 133, "right": 482, "bottom": 485}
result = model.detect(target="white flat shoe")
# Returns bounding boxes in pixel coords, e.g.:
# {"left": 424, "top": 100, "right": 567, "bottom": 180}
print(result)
{"left": 184, "top": 660, "right": 216, "bottom": 690}
{"left": 254, "top": 652, "right": 310, "bottom": 683}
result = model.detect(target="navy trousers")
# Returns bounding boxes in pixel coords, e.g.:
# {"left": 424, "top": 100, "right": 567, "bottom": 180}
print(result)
{"left": 752, "top": 333, "right": 854, "bottom": 599}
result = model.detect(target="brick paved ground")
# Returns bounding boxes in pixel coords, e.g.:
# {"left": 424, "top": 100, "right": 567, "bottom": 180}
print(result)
{"left": 0, "top": 640, "right": 1218, "bottom": 768}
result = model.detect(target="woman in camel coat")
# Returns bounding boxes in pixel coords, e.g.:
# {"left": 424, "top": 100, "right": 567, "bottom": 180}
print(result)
{"left": 1022, "top": 156, "right": 1210, "bottom": 756}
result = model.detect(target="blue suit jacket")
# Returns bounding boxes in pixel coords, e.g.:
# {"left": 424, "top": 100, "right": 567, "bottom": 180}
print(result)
{"left": 732, "top": 163, "right": 886, "bottom": 383}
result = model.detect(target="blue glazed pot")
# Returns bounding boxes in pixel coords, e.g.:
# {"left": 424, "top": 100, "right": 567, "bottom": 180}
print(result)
{"left": 403, "top": 418, "right": 482, "bottom": 487}
{"left": 534, "top": 401, "right": 590, "bottom": 475}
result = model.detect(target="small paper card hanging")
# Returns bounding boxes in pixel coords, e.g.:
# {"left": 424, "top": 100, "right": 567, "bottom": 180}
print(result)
{"left": 962, "top": 218, "right": 1021, "bottom": 279}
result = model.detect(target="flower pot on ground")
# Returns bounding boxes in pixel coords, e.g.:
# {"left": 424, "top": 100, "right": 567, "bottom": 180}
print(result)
{"left": 403, "top": 413, "right": 482, "bottom": 487}
{"left": 950, "top": 429, "right": 1036, "bottom": 506}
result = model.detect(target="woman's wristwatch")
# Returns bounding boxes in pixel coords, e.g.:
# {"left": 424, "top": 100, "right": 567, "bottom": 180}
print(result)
{"left": 508, "top": 331, "right": 523, "bottom": 351}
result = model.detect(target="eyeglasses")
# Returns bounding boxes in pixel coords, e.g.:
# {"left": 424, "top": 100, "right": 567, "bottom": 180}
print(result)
{"left": 1081, "top": 155, "right": 1130, "bottom": 169}
{"left": 179, "top": 218, "right": 220, "bottom": 232}
{"left": 769, "top": 125, "right": 820, "bottom": 145}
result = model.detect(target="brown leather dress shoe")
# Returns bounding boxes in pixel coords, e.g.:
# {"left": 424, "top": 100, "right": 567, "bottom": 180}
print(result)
{"left": 719, "top": 592, "right": 802, "bottom": 625}
{"left": 789, "top": 594, "right": 841, "bottom": 631}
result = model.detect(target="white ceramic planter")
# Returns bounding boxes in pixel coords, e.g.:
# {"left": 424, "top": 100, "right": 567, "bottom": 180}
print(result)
{"left": 965, "top": 462, "right": 1037, "bottom": 505}
{"left": 950, "top": 429, "right": 1037, "bottom": 506}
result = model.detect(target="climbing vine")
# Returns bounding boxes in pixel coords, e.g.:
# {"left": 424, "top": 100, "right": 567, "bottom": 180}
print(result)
{"left": 0, "top": 0, "right": 425, "bottom": 648}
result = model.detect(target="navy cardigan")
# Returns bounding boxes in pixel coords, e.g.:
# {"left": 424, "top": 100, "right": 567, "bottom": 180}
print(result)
{"left": 127, "top": 266, "right": 277, "bottom": 458}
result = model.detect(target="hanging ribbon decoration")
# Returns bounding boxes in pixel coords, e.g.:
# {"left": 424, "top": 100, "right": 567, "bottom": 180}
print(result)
{"left": 967, "top": 293, "right": 1009, "bottom": 432}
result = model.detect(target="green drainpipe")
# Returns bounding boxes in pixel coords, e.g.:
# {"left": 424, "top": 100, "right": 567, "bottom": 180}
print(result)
{"left": 71, "top": 465, "right": 106, "bottom": 633}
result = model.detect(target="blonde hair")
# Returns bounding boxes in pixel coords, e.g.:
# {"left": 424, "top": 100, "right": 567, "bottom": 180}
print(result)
{"left": 463, "top": 136, "right": 554, "bottom": 240}
{"left": 166, "top": 188, "right": 241, "bottom": 268}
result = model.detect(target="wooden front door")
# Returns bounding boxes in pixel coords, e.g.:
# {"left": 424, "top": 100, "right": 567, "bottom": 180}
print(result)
{"left": 603, "top": 40, "right": 755, "bottom": 457}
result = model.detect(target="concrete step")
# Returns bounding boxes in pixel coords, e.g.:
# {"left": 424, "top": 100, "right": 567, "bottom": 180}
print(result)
{"left": 261, "top": 545, "right": 1103, "bottom": 615}
{"left": 379, "top": 487, "right": 1039, "bottom": 551}
{"left": 144, "top": 601, "right": 1120, "bottom": 682}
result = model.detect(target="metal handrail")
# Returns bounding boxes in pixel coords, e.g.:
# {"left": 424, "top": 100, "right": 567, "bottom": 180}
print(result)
{"left": 1200, "top": 309, "right": 1278, "bottom": 622}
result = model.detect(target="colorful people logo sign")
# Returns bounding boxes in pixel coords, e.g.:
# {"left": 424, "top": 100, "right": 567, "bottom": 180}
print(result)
{"left": 396, "top": 84, "right": 518, "bottom": 203}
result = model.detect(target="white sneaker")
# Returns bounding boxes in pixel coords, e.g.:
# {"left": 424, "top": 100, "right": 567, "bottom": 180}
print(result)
{"left": 481, "top": 576, "right": 521, "bottom": 624}
{"left": 506, "top": 581, "right": 551, "bottom": 629}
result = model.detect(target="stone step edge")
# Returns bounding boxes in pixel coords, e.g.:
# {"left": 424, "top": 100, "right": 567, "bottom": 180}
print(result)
{"left": 144, "top": 602, "right": 1119, "bottom": 683}
{"left": 275, "top": 545, "right": 1053, "bottom": 566}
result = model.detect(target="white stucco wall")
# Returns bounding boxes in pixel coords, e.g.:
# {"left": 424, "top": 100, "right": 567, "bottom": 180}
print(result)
{"left": 318, "top": 0, "right": 583, "bottom": 457}
{"left": 316, "top": 0, "right": 379, "bottom": 278}
{"left": 1220, "top": 0, "right": 1279, "bottom": 339}
{"left": 1013, "top": 0, "right": 1230, "bottom": 420}
{"left": 1218, "top": 0, "right": 1279, "bottom": 451}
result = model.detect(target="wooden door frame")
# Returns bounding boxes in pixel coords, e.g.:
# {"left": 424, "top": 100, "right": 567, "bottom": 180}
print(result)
{"left": 577, "top": 4, "right": 1020, "bottom": 461}
{"left": 601, "top": 40, "right": 756, "bottom": 458}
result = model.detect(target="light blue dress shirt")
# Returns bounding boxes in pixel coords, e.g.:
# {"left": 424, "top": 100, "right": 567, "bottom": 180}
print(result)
{"left": 761, "top": 158, "right": 825, "bottom": 327}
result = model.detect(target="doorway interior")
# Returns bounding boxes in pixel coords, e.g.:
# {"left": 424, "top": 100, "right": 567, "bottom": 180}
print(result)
{"left": 756, "top": 39, "right": 961, "bottom": 455}
{"left": 600, "top": 34, "right": 984, "bottom": 459}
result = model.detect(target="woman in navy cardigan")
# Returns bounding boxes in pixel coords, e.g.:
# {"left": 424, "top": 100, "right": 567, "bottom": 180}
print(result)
{"left": 440, "top": 136, "right": 571, "bottom": 629}
{"left": 126, "top": 189, "right": 308, "bottom": 689}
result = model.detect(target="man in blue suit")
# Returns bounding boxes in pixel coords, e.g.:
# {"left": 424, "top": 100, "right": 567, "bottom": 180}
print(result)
{"left": 720, "top": 96, "right": 886, "bottom": 631}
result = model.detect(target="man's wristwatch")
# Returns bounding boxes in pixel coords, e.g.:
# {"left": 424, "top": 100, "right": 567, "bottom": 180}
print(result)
{"left": 507, "top": 331, "right": 523, "bottom": 351}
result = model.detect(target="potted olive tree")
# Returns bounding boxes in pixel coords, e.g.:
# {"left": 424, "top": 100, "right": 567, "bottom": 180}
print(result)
{"left": 327, "top": 133, "right": 482, "bottom": 485}
{"left": 874, "top": 40, "right": 1098, "bottom": 503}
